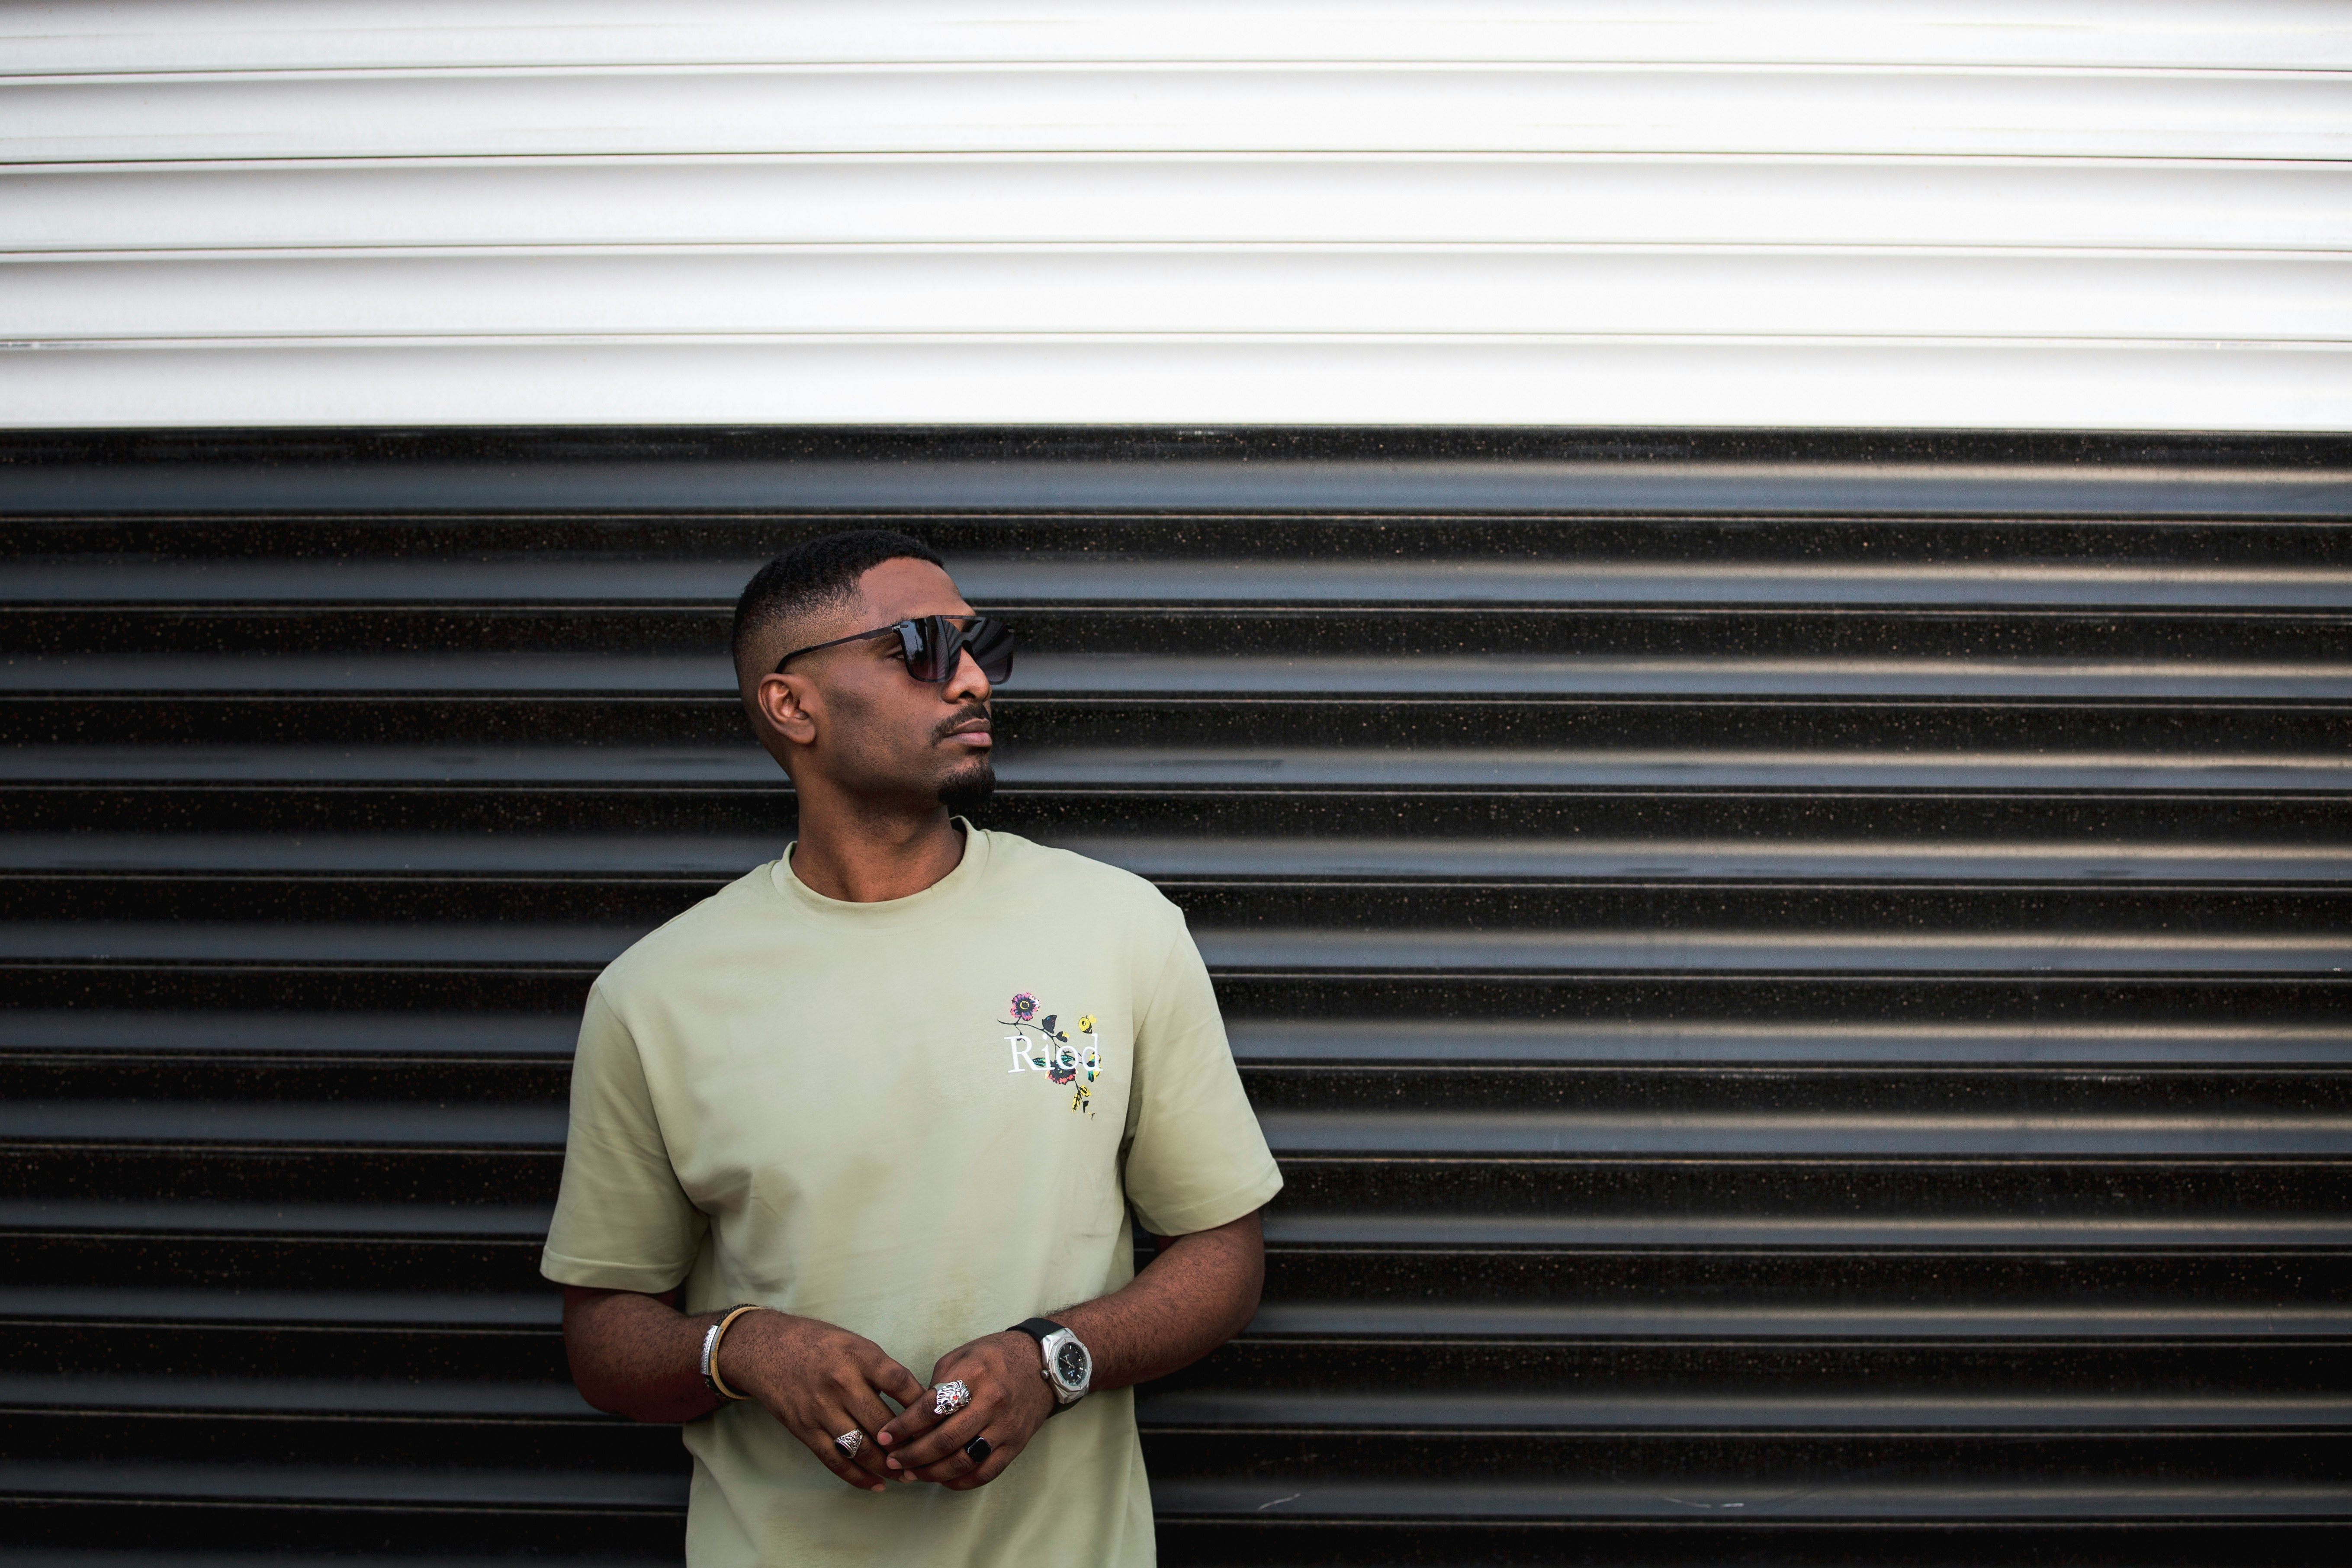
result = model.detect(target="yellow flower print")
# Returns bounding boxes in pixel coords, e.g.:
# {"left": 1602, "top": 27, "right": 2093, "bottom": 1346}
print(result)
{"left": 1077, "top": 1015, "right": 1097, "bottom": 1033}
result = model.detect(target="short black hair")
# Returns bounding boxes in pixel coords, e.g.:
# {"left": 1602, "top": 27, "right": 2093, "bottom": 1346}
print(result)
{"left": 731, "top": 529, "right": 946, "bottom": 675}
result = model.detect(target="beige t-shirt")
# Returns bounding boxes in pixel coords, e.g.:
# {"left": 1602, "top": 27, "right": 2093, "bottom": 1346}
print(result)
{"left": 540, "top": 825, "right": 1283, "bottom": 1568}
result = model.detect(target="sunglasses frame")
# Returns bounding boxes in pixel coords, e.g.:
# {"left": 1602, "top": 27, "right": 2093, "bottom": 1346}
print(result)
{"left": 771, "top": 614, "right": 1014, "bottom": 686}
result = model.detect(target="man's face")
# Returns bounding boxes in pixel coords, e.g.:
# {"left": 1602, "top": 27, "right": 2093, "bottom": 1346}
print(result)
{"left": 749, "top": 557, "right": 996, "bottom": 812}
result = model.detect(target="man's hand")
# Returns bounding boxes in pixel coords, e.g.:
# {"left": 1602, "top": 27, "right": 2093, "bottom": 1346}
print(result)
{"left": 721, "top": 1311, "right": 929, "bottom": 1494}
{"left": 561, "top": 1213, "right": 1263, "bottom": 1497}
{"left": 874, "top": 1330, "right": 1057, "bottom": 1489}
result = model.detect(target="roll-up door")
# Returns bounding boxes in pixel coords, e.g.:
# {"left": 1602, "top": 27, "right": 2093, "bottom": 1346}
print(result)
{"left": 5, "top": 426, "right": 2348, "bottom": 1563}
{"left": 5, "top": 3, "right": 2350, "bottom": 1565}
{"left": 2, "top": 1, "right": 2348, "bottom": 429}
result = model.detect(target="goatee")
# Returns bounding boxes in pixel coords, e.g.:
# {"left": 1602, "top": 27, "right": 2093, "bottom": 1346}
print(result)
{"left": 938, "top": 760, "right": 996, "bottom": 812}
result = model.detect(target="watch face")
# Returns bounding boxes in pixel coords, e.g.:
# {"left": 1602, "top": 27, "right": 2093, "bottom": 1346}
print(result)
{"left": 1054, "top": 1339, "right": 1089, "bottom": 1388}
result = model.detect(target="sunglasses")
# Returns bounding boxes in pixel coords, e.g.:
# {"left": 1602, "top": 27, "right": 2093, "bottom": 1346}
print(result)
{"left": 773, "top": 614, "right": 1015, "bottom": 685}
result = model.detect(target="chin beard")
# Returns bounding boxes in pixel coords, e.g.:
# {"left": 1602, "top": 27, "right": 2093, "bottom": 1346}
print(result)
{"left": 938, "top": 759, "right": 996, "bottom": 812}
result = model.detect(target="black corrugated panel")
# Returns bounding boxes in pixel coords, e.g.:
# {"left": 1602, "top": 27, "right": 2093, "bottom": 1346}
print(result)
{"left": 3, "top": 427, "right": 2347, "bottom": 1567}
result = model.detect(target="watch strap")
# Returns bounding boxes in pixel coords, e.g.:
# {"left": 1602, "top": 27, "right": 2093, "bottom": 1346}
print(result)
{"left": 1009, "top": 1316, "right": 1063, "bottom": 1343}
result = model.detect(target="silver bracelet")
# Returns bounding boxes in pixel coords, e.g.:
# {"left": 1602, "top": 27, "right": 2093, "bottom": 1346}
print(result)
{"left": 700, "top": 1303, "right": 759, "bottom": 1400}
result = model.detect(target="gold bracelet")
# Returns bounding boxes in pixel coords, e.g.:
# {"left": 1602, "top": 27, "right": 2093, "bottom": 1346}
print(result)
{"left": 701, "top": 1303, "right": 763, "bottom": 1401}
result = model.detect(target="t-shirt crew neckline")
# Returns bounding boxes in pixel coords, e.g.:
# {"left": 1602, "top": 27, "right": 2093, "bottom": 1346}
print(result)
{"left": 765, "top": 817, "right": 991, "bottom": 930}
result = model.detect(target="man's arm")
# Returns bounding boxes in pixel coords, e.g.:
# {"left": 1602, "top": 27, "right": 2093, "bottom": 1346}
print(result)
{"left": 563, "top": 1287, "right": 928, "bottom": 1493}
{"left": 874, "top": 1208, "right": 1264, "bottom": 1488}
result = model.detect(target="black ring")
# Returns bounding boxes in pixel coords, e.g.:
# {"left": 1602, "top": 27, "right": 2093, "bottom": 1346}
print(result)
{"left": 963, "top": 1436, "right": 993, "bottom": 1465}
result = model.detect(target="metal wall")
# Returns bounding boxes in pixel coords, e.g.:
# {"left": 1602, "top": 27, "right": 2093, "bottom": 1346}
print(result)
{"left": 5, "top": 0, "right": 2350, "bottom": 429}
{"left": 4, "top": 425, "right": 2348, "bottom": 1564}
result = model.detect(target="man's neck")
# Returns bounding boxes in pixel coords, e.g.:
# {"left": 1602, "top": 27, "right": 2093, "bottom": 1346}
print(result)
{"left": 787, "top": 798, "right": 966, "bottom": 904}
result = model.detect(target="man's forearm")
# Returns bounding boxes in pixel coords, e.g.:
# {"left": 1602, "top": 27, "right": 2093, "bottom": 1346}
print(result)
{"left": 1049, "top": 1209, "right": 1264, "bottom": 1391}
{"left": 562, "top": 1286, "right": 725, "bottom": 1423}
{"left": 565, "top": 1210, "right": 1261, "bottom": 1427}
{"left": 563, "top": 1285, "right": 928, "bottom": 1493}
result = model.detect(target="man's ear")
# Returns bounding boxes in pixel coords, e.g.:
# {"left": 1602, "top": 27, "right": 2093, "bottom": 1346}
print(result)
{"left": 751, "top": 672, "right": 820, "bottom": 749}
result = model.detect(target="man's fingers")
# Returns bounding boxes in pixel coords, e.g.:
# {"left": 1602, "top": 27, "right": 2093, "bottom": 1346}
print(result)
{"left": 887, "top": 1404, "right": 993, "bottom": 1473}
{"left": 909, "top": 1445, "right": 981, "bottom": 1484}
{"left": 889, "top": 1401, "right": 983, "bottom": 1476}
{"left": 795, "top": 1350, "right": 916, "bottom": 1481}
{"left": 824, "top": 1412, "right": 892, "bottom": 1484}
{"left": 915, "top": 1427, "right": 1020, "bottom": 1488}
{"left": 796, "top": 1423, "right": 888, "bottom": 1494}
{"left": 839, "top": 1390, "right": 905, "bottom": 1481}
{"left": 824, "top": 1422, "right": 875, "bottom": 1481}
{"left": 875, "top": 1385, "right": 949, "bottom": 1451}
{"left": 875, "top": 1402, "right": 938, "bottom": 1450}
{"left": 865, "top": 1356, "right": 927, "bottom": 1409}
{"left": 942, "top": 1439, "right": 1018, "bottom": 1491}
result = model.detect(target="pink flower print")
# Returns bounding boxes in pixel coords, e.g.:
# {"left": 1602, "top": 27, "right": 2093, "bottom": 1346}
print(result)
{"left": 1009, "top": 993, "right": 1037, "bottom": 1022}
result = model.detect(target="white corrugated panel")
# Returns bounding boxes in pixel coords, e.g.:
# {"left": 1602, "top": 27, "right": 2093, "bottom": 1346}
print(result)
{"left": 1, "top": 0, "right": 2345, "bottom": 429}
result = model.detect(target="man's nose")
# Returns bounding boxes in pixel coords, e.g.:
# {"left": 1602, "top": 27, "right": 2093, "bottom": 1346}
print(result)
{"left": 944, "top": 646, "right": 992, "bottom": 704}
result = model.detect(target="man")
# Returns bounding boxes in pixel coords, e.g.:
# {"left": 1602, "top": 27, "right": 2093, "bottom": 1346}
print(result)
{"left": 542, "top": 530, "right": 1282, "bottom": 1567}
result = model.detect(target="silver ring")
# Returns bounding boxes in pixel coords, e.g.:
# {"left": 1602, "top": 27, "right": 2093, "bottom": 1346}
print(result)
{"left": 931, "top": 1379, "right": 971, "bottom": 1417}
{"left": 834, "top": 1429, "right": 863, "bottom": 1457}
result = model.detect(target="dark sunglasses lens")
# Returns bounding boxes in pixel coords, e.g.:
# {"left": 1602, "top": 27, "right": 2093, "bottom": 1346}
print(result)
{"left": 900, "top": 617, "right": 1013, "bottom": 683}
{"left": 965, "top": 618, "right": 1015, "bottom": 683}
{"left": 895, "top": 620, "right": 944, "bottom": 681}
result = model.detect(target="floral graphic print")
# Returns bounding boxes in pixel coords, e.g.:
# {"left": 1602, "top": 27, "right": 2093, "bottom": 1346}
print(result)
{"left": 1000, "top": 992, "right": 1102, "bottom": 1113}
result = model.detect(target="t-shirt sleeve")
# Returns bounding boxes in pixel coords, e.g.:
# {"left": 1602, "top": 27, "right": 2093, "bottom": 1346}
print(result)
{"left": 540, "top": 984, "right": 708, "bottom": 1292}
{"left": 1120, "top": 910, "right": 1284, "bottom": 1237}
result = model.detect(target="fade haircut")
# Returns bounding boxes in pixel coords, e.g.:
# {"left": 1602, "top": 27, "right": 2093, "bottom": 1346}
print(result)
{"left": 731, "top": 529, "right": 946, "bottom": 677}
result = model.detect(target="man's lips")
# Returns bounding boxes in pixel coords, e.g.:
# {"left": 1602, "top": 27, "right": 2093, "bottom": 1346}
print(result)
{"left": 940, "top": 716, "right": 993, "bottom": 747}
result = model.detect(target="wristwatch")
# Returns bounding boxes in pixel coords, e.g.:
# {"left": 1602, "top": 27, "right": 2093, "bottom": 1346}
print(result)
{"left": 1009, "top": 1317, "right": 1092, "bottom": 1414}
